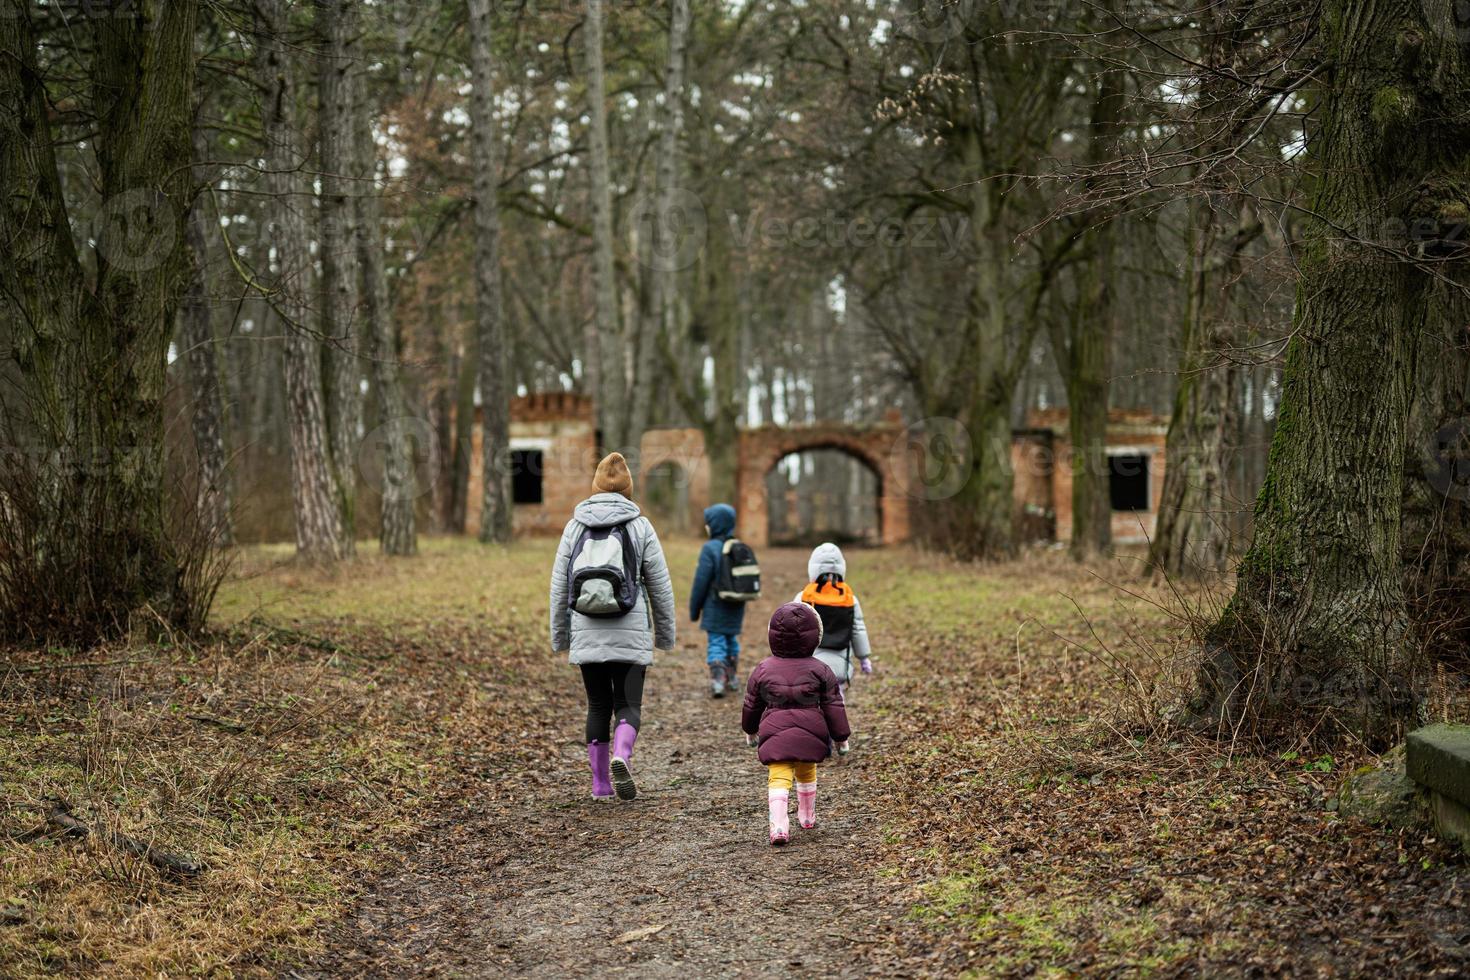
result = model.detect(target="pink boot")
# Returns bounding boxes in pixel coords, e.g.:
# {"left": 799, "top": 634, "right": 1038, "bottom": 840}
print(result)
{"left": 587, "top": 741, "right": 614, "bottom": 801}
{"left": 796, "top": 782, "right": 817, "bottom": 829}
{"left": 610, "top": 721, "right": 638, "bottom": 801}
{"left": 768, "top": 789, "right": 790, "bottom": 846}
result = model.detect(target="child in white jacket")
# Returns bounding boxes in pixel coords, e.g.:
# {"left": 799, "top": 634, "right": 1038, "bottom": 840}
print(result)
{"left": 793, "top": 542, "right": 872, "bottom": 686}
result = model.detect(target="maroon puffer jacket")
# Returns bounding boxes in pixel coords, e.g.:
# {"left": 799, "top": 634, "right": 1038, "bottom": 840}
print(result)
{"left": 741, "top": 602, "right": 852, "bottom": 764}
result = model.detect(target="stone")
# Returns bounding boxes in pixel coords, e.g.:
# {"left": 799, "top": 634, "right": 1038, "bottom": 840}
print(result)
{"left": 1335, "top": 745, "right": 1427, "bottom": 831}
{"left": 1407, "top": 724, "right": 1470, "bottom": 810}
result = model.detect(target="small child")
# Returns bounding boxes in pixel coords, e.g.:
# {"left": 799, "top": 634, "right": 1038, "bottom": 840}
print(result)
{"left": 795, "top": 542, "right": 872, "bottom": 688}
{"left": 741, "top": 602, "right": 852, "bottom": 846}
{"left": 689, "top": 503, "right": 746, "bottom": 698}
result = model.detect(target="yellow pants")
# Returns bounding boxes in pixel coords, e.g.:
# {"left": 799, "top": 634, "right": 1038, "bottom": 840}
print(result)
{"left": 767, "top": 761, "right": 817, "bottom": 792}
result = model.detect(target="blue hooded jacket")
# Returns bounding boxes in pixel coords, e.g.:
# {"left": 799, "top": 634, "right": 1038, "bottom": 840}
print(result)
{"left": 689, "top": 503, "right": 746, "bottom": 635}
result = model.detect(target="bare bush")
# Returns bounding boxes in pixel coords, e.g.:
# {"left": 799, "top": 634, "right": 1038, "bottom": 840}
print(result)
{"left": 0, "top": 446, "right": 231, "bottom": 647}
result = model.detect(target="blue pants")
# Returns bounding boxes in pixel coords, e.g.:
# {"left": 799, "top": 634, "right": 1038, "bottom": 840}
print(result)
{"left": 705, "top": 631, "right": 740, "bottom": 667}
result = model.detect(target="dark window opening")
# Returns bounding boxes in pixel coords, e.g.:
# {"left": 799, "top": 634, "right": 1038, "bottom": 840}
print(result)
{"left": 1108, "top": 454, "right": 1150, "bottom": 512}
{"left": 512, "top": 449, "right": 544, "bottom": 504}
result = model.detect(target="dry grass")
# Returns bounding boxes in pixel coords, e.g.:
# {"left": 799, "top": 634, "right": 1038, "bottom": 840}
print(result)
{"left": 0, "top": 536, "right": 572, "bottom": 976}
{"left": 849, "top": 546, "right": 1468, "bottom": 975}
{"left": 4, "top": 537, "right": 1464, "bottom": 976}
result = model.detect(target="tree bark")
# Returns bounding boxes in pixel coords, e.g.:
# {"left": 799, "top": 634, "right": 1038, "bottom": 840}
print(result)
{"left": 468, "top": 0, "right": 512, "bottom": 543}
{"left": 627, "top": 0, "right": 692, "bottom": 466}
{"left": 1201, "top": 0, "right": 1470, "bottom": 742}
{"left": 352, "top": 44, "right": 418, "bottom": 556}
{"left": 449, "top": 324, "right": 478, "bottom": 533}
{"left": 1150, "top": 195, "right": 1252, "bottom": 578}
{"left": 585, "top": 0, "right": 627, "bottom": 456}
{"left": 1149, "top": 6, "right": 1256, "bottom": 579}
{"left": 425, "top": 288, "right": 454, "bottom": 532}
{"left": 1402, "top": 277, "right": 1470, "bottom": 665}
{"left": 317, "top": 0, "right": 362, "bottom": 553}
{"left": 927, "top": 125, "right": 1024, "bottom": 560}
{"left": 702, "top": 186, "right": 742, "bottom": 502}
{"left": 260, "top": 0, "right": 347, "bottom": 561}
{"left": 182, "top": 127, "right": 234, "bottom": 547}
{"left": 0, "top": 0, "right": 202, "bottom": 639}
{"left": 1056, "top": 51, "right": 1124, "bottom": 561}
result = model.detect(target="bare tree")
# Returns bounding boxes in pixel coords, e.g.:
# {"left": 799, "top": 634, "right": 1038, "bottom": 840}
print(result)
{"left": 352, "top": 14, "right": 418, "bottom": 555}
{"left": 468, "top": 0, "right": 512, "bottom": 543}
{"left": 1199, "top": 0, "right": 1470, "bottom": 741}
{"left": 585, "top": 0, "right": 625, "bottom": 457}
{"left": 628, "top": 0, "right": 692, "bottom": 459}
{"left": 0, "top": 0, "right": 204, "bottom": 638}
{"left": 183, "top": 126, "right": 234, "bottom": 547}
{"left": 1054, "top": 48, "right": 1127, "bottom": 561}
{"left": 259, "top": 0, "right": 347, "bottom": 560}
{"left": 318, "top": 0, "right": 363, "bottom": 552}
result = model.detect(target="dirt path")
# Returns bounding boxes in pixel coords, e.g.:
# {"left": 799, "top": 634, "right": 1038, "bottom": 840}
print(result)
{"left": 292, "top": 548, "right": 918, "bottom": 978}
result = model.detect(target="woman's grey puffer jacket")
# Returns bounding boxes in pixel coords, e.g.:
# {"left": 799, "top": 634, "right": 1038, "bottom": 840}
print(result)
{"left": 549, "top": 493, "right": 677, "bottom": 665}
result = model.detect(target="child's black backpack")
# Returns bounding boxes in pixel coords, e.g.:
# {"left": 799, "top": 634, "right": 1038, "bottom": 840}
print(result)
{"left": 567, "top": 521, "right": 640, "bottom": 617}
{"left": 715, "top": 538, "right": 762, "bottom": 603}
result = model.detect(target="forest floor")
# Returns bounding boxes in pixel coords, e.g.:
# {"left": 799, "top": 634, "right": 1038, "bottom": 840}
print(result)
{"left": 2, "top": 538, "right": 1469, "bottom": 976}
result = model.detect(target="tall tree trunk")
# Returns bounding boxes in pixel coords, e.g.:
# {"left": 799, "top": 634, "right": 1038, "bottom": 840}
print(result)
{"left": 261, "top": 0, "right": 347, "bottom": 561}
{"left": 183, "top": 127, "right": 233, "bottom": 546}
{"left": 628, "top": 0, "right": 692, "bottom": 460}
{"left": 1150, "top": 7, "right": 1254, "bottom": 579}
{"left": 468, "top": 0, "right": 512, "bottom": 543}
{"left": 352, "top": 47, "right": 418, "bottom": 555}
{"left": 1200, "top": 0, "right": 1470, "bottom": 742}
{"left": 1059, "top": 55, "right": 1124, "bottom": 561}
{"left": 317, "top": 0, "right": 361, "bottom": 554}
{"left": 0, "top": 0, "right": 202, "bottom": 639}
{"left": 1150, "top": 194, "right": 1252, "bottom": 578}
{"left": 1062, "top": 260, "right": 1114, "bottom": 561}
{"left": 449, "top": 322, "right": 478, "bottom": 533}
{"left": 425, "top": 288, "right": 455, "bottom": 532}
{"left": 702, "top": 186, "right": 741, "bottom": 502}
{"left": 1402, "top": 279, "right": 1470, "bottom": 666}
{"left": 937, "top": 126, "right": 1019, "bottom": 560}
{"left": 585, "top": 0, "right": 627, "bottom": 456}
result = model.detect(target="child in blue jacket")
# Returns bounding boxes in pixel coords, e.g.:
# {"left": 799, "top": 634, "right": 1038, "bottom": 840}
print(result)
{"left": 690, "top": 503, "right": 746, "bottom": 698}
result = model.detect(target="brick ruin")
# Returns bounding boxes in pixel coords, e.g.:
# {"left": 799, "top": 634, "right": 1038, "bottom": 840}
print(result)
{"left": 469, "top": 395, "right": 1169, "bottom": 546}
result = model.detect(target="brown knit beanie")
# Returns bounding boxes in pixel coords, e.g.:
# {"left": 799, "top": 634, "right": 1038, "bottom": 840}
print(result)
{"left": 592, "top": 452, "right": 634, "bottom": 498}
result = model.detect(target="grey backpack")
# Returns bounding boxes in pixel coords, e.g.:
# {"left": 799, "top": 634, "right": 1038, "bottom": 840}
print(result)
{"left": 567, "top": 521, "right": 640, "bottom": 617}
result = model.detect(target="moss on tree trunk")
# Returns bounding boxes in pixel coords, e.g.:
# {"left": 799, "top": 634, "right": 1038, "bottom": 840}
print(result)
{"left": 1200, "top": 0, "right": 1470, "bottom": 743}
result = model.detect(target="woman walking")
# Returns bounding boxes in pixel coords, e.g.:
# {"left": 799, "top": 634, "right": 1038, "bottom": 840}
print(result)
{"left": 549, "top": 452, "right": 677, "bottom": 800}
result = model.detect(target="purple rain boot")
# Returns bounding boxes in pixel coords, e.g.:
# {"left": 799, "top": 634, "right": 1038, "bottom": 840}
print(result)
{"left": 796, "top": 782, "right": 817, "bottom": 829}
{"left": 724, "top": 655, "right": 740, "bottom": 692}
{"left": 768, "top": 789, "right": 790, "bottom": 846}
{"left": 610, "top": 721, "right": 638, "bottom": 801}
{"left": 588, "top": 741, "right": 614, "bottom": 801}
{"left": 709, "top": 661, "right": 727, "bottom": 699}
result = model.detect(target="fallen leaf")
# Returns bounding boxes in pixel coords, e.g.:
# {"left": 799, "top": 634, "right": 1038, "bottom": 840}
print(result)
{"left": 612, "top": 923, "right": 667, "bottom": 944}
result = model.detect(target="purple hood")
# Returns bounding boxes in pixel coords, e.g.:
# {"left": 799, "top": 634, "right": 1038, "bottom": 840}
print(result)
{"left": 768, "top": 601, "right": 823, "bottom": 658}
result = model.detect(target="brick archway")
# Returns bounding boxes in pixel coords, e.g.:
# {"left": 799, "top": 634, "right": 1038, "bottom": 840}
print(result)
{"left": 736, "top": 417, "right": 912, "bottom": 548}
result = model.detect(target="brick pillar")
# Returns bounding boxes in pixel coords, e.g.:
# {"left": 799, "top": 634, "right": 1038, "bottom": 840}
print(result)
{"left": 737, "top": 430, "right": 770, "bottom": 548}
{"left": 876, "top": 426, "right": 912, "bottom": 546}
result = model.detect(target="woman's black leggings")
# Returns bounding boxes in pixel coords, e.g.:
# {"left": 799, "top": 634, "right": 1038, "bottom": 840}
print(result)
{"left": 580, "top": 662, "right": 646, "bottom": 743}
